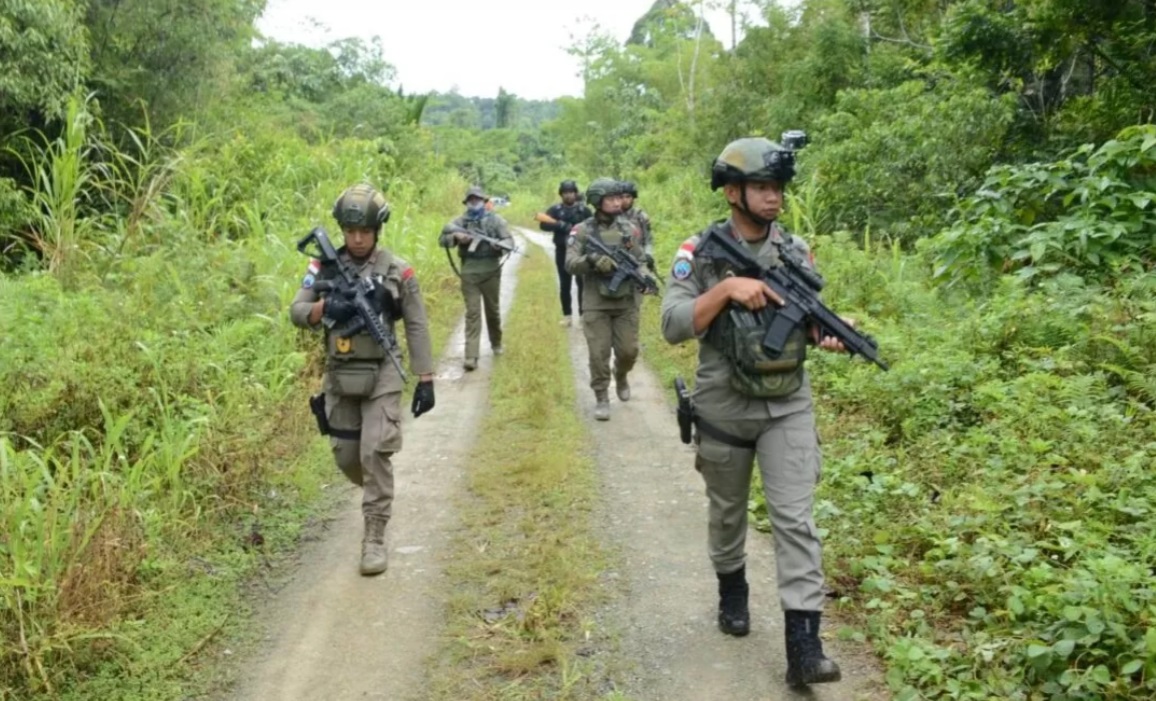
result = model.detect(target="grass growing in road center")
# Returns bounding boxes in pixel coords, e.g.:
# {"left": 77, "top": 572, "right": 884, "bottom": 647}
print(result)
{"left": 425, "top": 245, "right": 620, "bottom": 700}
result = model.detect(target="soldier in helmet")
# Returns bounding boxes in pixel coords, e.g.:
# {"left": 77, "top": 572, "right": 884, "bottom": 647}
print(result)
{"left": 619, "top": 180, "right": 654, "bottom": 273}
{"left": 539, "top": 179, "right": 593, "bottom": 326}
{"left": 289, "top": 183, "right": 436, "bottom": 576}
{"left": 660, "top": 138, "right": 846, "bottom": 686}
{"left": 439, "top": 185, "right": 514, "bottom": 371}
{"left": 564, "top": 177, "right": 656, "bottom": 421}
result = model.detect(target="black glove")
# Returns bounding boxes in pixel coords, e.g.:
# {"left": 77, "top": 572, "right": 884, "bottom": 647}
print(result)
{"left": 411, "top": 380, "right": 435, "bottom": 418}
{"left": 324, "top": 293, "right": 357, "bottom": 323}
{"left": 370, "top": 278, "right": 400, "bottom": 318}
{"left": 644, "top": 253, "right": 656, "bottom": 272}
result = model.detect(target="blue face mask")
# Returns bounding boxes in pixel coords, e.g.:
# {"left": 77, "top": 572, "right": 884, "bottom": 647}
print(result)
{"left": 466, "top": 201, "right": 486, "bottom": 218}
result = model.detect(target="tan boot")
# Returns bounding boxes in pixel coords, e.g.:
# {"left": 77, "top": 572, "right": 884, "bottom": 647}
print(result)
{"left": 615, "top": 373, "right": 631, "bottom": 402}
{"left": 360, "top": 517, "right": 389, "bottom": 576}
{"left": 594, "top": 391, "right": 610, "bottom": 421}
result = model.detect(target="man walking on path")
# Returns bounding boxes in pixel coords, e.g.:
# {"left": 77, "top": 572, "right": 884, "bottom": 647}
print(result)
{"left": 539, "top": 179, "right": 593, "bottom": 326}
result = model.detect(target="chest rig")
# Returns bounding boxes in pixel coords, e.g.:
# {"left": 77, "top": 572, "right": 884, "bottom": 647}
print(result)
{"left": 700, "top": 224, "right": 808, "bottom": 398}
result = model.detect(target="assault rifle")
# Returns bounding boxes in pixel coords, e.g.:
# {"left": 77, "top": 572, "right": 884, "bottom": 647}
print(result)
{"left": 582, "top": 233, "right": 660, "bottom": 296}
{"left": 446, "top": 225, "right": 519, "bottom": 255}
{"left": 296, "top": 227, "right": 408, "bottom": 382}
{"left": 695, "top": 228, "right": 888, "bottom": 371}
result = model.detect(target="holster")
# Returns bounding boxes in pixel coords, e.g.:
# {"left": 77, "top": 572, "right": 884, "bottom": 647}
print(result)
{"left": 309, "top": 392, "right": 330, "bottom": 436}
{"left": 674, "top": 377, "right": 694, "bottom": 445}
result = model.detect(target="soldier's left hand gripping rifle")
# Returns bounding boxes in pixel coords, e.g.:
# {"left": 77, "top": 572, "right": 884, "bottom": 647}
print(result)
{"left": 582, "top": 233, "right": 660, "bottom": 296}
{"left": 296, "top": 226, "right": 408, "bottom": 383}
{"left": 696, "top": 227, "right": 889, "bottom": 371}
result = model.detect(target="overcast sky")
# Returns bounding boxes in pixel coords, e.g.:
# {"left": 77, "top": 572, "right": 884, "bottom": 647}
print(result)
{"left": 257, "top": 0, "right": 768, "bottom": 100}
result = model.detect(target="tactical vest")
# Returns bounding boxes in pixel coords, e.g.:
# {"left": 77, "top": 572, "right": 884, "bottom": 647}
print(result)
{"left": 586, "top": 219, "right": 642, "bottom": 300}
{"left": 319, "top": 249, "right": 401, "bottom": 397}
{"left": 701, "top": 226, "right": 808, "bottom": 398}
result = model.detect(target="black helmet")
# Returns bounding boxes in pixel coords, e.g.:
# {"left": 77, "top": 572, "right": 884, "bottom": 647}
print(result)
{"left": 710, "top": 138, "right": 796, "bottom": 191}
{"left": 333, "top": 184, "right": 390, "bottom": 229}
{"left": 558, "top": 179, "right": 579, "bottom": 194}
{"left": 585, "top": 177, "right": 622, "bottom": 209}
{"left": 620, "top": 180, "right": 638, "bottom": 197}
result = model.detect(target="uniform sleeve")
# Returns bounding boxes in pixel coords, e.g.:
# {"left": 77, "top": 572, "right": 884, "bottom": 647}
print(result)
{"left": 398, "top": 265, "right": 435, "bottom": 375}
{"left": 660, "top": 239, "right": 703, "bottom": 344}
{"left": 639, "top": 211, "right": 654, "bottom": 256}
{"left": 564, "top": 228, "right": 592, "bottom": 275}
{"left": 493, "top": 215, "right": 513, "bottom": 240}
{"left": 439, "top": 217, "right": 463, "bottom": 248}
{"left": 289, "top": 260, "right": 322, "bottom": 328}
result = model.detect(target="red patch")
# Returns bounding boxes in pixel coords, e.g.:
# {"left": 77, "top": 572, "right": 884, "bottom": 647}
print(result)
{"left": 808, "top": 251, "right": 816, "bottom": 266}
{"left": 307, "top": 258, "right": 320, "bottom": 274}
{"left": 679, "top": 242, "right": 696, "bottom": 252}
{"left": 401, "top": 266, "right": 415, "bottom": 281}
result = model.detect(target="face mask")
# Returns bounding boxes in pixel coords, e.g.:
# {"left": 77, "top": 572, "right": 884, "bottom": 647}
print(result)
{"left": 466, "top": 201, "right": 486, "bottom": 217}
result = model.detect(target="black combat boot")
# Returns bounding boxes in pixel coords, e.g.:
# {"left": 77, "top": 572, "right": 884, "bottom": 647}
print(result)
{"left": 784, "top": 610, "right": 841, "bottom": 686}
{"left": 716, "top": 567, "right": 750, "bottom": 636}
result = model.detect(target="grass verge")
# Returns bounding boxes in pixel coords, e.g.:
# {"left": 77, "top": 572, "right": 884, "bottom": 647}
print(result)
{"left": 422, "top": 243, "right": 621, "bottom": 700}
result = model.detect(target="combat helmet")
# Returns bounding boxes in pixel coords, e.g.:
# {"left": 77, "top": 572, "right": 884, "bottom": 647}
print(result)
{"left": 585, "top": 177, "right": 622, "bottom": 209}
{"left": 710, "top": 138, "right": 796, "bottom": 191}
{"left": 620, "top": 180, "right": 639, "bottom": 197}
{"left": 558, "top": 179, "right": 579, "bottom": 194}
{"left": 332, "top": 183, "right": 391, "bottom": 230}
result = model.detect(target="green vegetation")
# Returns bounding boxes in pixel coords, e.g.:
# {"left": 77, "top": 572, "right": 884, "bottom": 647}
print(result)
{"left": 4, "top": 0, "right": 1156, "bottom": 699}
{"left": 425, "top": 247, "right": 613, "bottom": 700}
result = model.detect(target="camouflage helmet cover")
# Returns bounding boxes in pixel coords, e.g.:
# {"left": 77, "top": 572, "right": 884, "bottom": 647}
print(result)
{"left": 462, "top": 185, "right": 489, "bottom": 204}
{"left": 332, "top": 183, "right": 391, "bottom": 229}
{"left": 710, "top": 137, "right": 796, "bottom": 191}
{"left": 585, "top": 177, "right": 623, "bottom": 209}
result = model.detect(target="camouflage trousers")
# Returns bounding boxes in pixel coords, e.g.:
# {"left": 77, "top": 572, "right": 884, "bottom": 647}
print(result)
{"left": 325, "top": 390, "right": 403, "bottom": 520}
{"left": 694, "top": 408, "right": 826, "bottom": 611}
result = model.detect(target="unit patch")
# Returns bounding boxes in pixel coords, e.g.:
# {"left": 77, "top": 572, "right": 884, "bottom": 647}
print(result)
{"left": 672, "top": 258, "right": 693, "bottom": 280}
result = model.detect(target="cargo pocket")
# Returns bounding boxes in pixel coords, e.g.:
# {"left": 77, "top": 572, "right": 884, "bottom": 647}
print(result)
{"left": 694, "top": 438, "right": 731, "bottom": 475}
{"left": 377, "top": 396, "right": 403, "bottom": 453}
{"left": 784, "top": 427, "right": 821, "bottom": 484}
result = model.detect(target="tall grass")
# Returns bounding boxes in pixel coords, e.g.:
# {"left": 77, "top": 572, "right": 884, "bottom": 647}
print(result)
{"left": 1, "top": 101, "right": 468, "bottom": 697}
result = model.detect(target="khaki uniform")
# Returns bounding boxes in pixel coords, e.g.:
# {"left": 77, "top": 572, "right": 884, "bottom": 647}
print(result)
{"left": 659, "top": 218, "right": 826, "bottom": 612}
{"left": 289, "top": 247, "right": 434, "bottom": 521}
{"left": 564, "top": 215, "right": 646, "bottom": 393}
{"left": 440, "top": 213, "right": 512, "bottom": 361}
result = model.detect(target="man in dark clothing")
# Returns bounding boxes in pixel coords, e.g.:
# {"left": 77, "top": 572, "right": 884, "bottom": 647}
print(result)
{"left": 539, "top": 180, "right": 593, "bottom": 326}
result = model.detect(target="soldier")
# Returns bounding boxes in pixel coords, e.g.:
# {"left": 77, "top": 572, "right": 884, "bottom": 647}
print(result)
{"left": 289, "top": 183, "right": 436, "bottom": 576}
{"left": 564, "top": 177, "right": 656, "bottom": 421}
{"left": 660, "top": 138, "right": 845, "bottom": 686}
{"left": 619, "top": 180, "right": 655, "bottom": 273}
{"left": 539, "top": 180, "right": 593, "bottom": 326}
{"left": 440, "top": 185, "right": 514, "bottom": 371}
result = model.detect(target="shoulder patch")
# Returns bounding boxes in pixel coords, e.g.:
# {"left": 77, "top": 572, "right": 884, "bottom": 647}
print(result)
{"left": 672, "top": 258, "right": 693, "bottom": 280}
{"left": 302, "top": 258, "right": 321, "bottom": 288}
{"left": 675, "top": 238, "right": 697, "bottom": 261}
{"left": 402, "top": 266, "right": 415, "bottom": 281}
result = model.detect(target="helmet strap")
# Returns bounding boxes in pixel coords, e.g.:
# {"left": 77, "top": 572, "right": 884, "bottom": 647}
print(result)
{"left": 736, "top": 182, "right": 774, "bottom": 228}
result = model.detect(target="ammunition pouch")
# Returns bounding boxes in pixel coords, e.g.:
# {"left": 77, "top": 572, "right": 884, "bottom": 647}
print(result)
{"left": 708, "top": 305, "right": 807, "bottom": 398}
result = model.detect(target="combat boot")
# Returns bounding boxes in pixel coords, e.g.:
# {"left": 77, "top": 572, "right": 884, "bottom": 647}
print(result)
{"left": 360, "top": 517, "right": 389, "bottom": 576}
{"left": 784, "top": 610, "right": 841, "bottom": 686}
{"left": 594, "top": 391, "right": 611, "bottom": 421}
{"left": 717, "top": 567, "right": 750, "bottom": 636}
{"left": 615, "top": 372, "right": 631, "bottom": 402}
{"left": 463, "top": 358, "right": 477, "bottom": 371}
